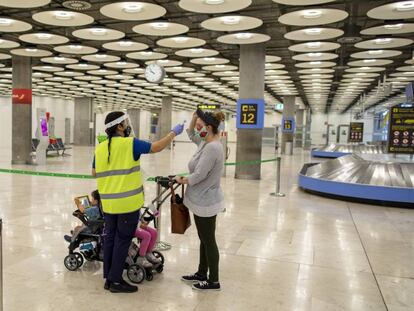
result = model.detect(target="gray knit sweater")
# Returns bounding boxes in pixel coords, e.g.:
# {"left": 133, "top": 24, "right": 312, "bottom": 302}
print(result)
{"left": 184, "top": 129, "right": 225, "bottom": 217}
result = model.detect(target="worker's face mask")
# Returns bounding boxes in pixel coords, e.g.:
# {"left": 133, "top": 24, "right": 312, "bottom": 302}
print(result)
{"left": 122, "top": 123, "right": 132, "bottom": 137}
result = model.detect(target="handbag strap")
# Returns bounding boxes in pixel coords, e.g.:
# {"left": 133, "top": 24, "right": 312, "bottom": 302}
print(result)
{"left": 170, "top": 182, "right": 177, "bottom": 204}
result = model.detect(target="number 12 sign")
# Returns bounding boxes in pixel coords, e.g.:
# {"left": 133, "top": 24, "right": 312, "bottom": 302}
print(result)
{"left": 236, "top": 98, "right": 265, "bottom": 129}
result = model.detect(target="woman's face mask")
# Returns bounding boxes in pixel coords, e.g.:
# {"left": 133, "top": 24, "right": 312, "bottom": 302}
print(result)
{"left": 194, "top": 125, "right": 209, "bottom": 140}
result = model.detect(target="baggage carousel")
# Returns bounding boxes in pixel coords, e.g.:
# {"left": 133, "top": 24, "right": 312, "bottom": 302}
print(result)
{"left": 311, "top": 143, "right": 387, "bottom": 158}
{"left": 299, "top": 154, "right": 414, "bottom": 207}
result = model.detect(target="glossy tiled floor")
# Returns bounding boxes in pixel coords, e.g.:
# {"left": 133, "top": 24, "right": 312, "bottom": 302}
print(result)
{"left": 1, "top": 143, "right": 413, "bottom": 311}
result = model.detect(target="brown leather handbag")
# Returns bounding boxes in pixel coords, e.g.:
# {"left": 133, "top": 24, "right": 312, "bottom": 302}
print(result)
{"left": 170, "top": 184, "right": 191, "bottom": 234}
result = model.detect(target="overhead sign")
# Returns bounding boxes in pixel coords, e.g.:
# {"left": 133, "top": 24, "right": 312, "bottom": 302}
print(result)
{"left": 275, "top": 103, "right": 284, "bottom": 110}
{"left": 388, "top": 103, "right": 414, "bottom": 154}
{"left": 197, "top": 104, "right": 221, "bottom": 110}
{"left": 349, "top": 122, "right": 364, "bottom": 143}
{"left": 236, "top": 98, "right": 264, "bottom": 129}
{"left": 12, "top": 88, "right": 32, "bottom": 105}
{"left": 281, "top": 117, "right": 295, "bottom": 133}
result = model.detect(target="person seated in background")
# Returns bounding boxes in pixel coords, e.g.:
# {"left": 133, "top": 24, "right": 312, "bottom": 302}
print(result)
{"left": 64, "top": 190, "right": 102, "bottom": 242}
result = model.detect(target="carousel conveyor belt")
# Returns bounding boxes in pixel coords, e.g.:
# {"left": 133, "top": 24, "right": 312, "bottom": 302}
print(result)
{"left": 299, "top": 154, "right": 414, "bottom": 207}
{"left": 311, "top": 143, "right": 387, "bottom": 158}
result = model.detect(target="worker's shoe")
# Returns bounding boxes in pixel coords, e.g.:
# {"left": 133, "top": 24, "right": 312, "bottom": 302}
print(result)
{"left": 109, "top": 279, "right": 138, "bottom": 293}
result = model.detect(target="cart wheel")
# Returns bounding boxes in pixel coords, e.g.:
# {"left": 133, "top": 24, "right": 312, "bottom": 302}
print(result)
{"left": 146, "top": 272, "right": 154, "bottom": 281}
{"left": 155, "top": 264, "right": 164, "bottom": 273}
{"left": 64, "top": 254, "right": 79, "bottom": 271}
{"left": 127, "top": 264, "right": 145, "bottom": 284}
{"left": 152, "top": 251, "right": 164, "bottom": 265}
{"left": 73, "top": 252, "right": 84, "bottom": 268}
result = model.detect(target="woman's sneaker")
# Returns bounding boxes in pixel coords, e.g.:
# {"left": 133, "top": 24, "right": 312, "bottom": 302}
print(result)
{"left": 181, "top": 273, "right": 207, "bottom": 283}
{"left": 192, "top": 281, "right": 221, "bottom": 291}
{"left": 145, "top": 253, "right": 161, "bottom": 264}
{"left": 137, "top": 256, "right": 153, "bottom": 268}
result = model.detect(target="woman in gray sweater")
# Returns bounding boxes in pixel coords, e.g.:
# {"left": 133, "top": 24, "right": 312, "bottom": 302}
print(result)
{"left": 175, "top": 108, "right": 225, "bottom": 291}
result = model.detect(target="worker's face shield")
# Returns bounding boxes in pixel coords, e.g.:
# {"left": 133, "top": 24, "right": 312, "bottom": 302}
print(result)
{"left": 105, "top": 113, "right": 136, "bottom": 137}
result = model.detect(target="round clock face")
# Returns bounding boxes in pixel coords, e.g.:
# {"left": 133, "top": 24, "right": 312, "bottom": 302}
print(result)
{"left": 145, "top": 63, "right": 165, "bottom": 84}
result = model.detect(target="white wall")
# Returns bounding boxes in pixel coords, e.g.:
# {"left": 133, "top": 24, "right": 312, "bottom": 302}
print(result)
{"left": 0, "top": 95, "right": 74, "bottom": 151}
{"left": 32, "top": 96, "right": 75, "bottom": 143}
{"left": 310, "top": 112, "right": 375, "bottom": 146}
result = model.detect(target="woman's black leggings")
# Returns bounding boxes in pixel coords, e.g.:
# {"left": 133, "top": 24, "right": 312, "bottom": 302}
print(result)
{"left": 194, "top": 214, "right": 219, "bottom": 283}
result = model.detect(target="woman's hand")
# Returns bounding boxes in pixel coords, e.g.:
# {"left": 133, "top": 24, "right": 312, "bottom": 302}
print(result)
{"left": 175, "top": 176, "right": 188, "bottom": 184}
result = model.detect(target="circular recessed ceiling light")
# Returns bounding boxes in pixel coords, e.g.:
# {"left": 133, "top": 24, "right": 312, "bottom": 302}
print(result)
{"left": 33, "top": 10, "right": 94, "bottom": 27}
{"left": 90, "top": 28, "right": 107, "bottom": 36}
{"left": 133, "top": 22, "right": 188, "bottom": 36}
{"left": 355, "top": 38, "right": 412, "bottom": 49}
{"left": 54, "top": 44, "right": 97, "bottom": 55}
{"left": 157, "top": 36, "right": 206, "bottom": 48}
{"left": 307, "top": 42, "right": 321, "bottom": 48}
{"left": 279, "top": 8, "right": 348, "bottom": 26}
{"left": 73, "top": 28, "right": 125, "bottom": 41}
{"left": 201, "top": 15, "right": 262, "bottom": 32}
{"left": 375, "top": 38, "right": 392, "bottom": 45}
{"left": 0, "top": 18, "right": 32, "bottom": 32}
{"left": 151, "top": 22, "right": 169, "bottom": 30}
{"left": 100, "top": 2, "right": 166, "bottom": 21}
{"left": 178, "top": 0, "right": 251, "bottom": 14}
{"left": 218, "top": 33, "right": 270, "bottom": 44}
{"left": 54, "top": 11, "right": 74, "bottom": 20}
{"left": 19, "top": 33, "right": 69, "bottom": 45}
{"left": 303, "top": 10, "right": 323, "bottom": 19}
{"left": 0, "top": 39, "right": 20, "bottom": 49}
{"left": 123, "top": 3, "right": 143, "bottom": 13}
{"left": 126, "top": 51, "right": 167, "bottom": 60}
{"left": 0, "top": 18, "right": 13, "bottom": 26}
{"left": 222, "top": 16, "right": 240, "bottom": 25}
{"left": 0, "top": 0, "right": 51, "bottom": 8}
{"left": 396, "top": 1, "right": 414, "bottom": 12}
{"left": 272, "top": 0, "right": 335, "bottom": 5}
{"left": 103, "top": 40, "right": 148, "bottom": 52}
{"left": 175, "top": 48, "right": 219, "bottom": 57}
{"left": 361, "top": 23, "right": 414, "bottom": 35}
{"left": 235, "top": 33, "right": 253, "bottom": 40}
{"left": 368, "top": 1, "right": 414, "bottom": 20}
{"left": 11, "top": 48, "right": 52, "bottom": 57}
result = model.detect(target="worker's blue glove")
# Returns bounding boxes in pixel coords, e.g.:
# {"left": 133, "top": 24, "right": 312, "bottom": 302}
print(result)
{"left": 171, "top": 124, "right": 184, "bottom": 136}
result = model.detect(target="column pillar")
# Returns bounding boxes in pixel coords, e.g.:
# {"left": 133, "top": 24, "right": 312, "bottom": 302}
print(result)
{"left": 127, "top": 108, "right": 140, "bottom": 139}
{"left": 295, "top": 108, "right": 304, "bottom": 147}
{"left": 281, "top": 95, "right": 295, "bottom": 154}
{"left": 12, "top": 55, "right": 32, "bottom": 164}
{"left": 235, "top": 44, "right": 266, "bottom": 180}
{"left": 303, "top": 108, "right": 312, "bottom": 149}
{"left": 160, "top": 96, "right": 172, "bottom": 139}
{"left": 73, "top": 97, "right": 93, "bottom": 146}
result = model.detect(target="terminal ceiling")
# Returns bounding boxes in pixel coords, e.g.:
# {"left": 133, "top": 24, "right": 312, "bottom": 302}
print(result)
{"left": 0, "top": 0, "right": 413, "bottom": 114}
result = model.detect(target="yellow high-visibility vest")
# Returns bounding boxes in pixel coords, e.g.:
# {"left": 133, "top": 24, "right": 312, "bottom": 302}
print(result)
{"left": 95, "top": 137, "right": 144, "bottom": 214}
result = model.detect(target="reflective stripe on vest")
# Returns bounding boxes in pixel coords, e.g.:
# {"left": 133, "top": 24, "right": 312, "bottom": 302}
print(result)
{"left": 95, "top": 137, "right": 144, "bottom": 214}
{"left": 100, "top": 186, "right": 144, "bottom": 200}
{"left": 95, "top": 165, "right": 140, "bottom": 178}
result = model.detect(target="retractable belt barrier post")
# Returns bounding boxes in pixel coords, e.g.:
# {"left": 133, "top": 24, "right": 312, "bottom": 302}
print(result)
{"left": 270, "top": 157, "right": 285, "bottom": 197}
{"left": 0, "top": 218, "right": 3, "bottom": 311}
